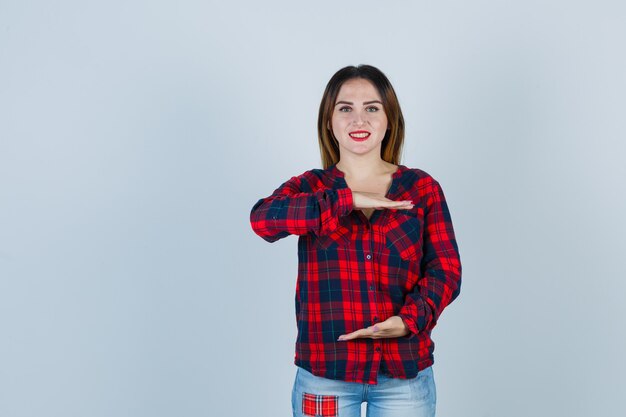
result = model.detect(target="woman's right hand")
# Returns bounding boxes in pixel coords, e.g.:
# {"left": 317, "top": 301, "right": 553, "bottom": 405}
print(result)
{"left": 352, "top": 191, "right": 414, "bottom": 211}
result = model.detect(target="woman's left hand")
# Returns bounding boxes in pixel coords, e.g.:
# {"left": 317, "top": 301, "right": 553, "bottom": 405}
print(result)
{"left": 337, "top": 316, "right": 410, "bottom": 341}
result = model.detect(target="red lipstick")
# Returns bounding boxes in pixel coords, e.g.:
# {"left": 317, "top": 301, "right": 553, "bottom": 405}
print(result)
{"left": 348, "top": 130, "right": 371, "bottom": 142}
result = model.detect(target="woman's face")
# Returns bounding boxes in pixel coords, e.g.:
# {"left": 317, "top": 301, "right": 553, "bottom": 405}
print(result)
{"left": 330, "top": 78, "right": 388, "bottom": 159}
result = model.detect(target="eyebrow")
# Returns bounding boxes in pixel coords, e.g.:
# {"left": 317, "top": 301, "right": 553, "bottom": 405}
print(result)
{"left": 335, "top": 100, "right": 383, "bottom": 106}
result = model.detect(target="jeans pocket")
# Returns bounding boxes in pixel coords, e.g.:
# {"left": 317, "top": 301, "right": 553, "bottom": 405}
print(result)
{"left": 409, "top": 366, "right": 436, "bottom": 403}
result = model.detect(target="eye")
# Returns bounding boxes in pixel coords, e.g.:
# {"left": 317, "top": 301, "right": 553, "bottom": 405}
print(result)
{"left": 338, "top": 106, "right": 352, "bottom": 113}
{"left": 366, "top": 106, "right": 380, "bottom": 112}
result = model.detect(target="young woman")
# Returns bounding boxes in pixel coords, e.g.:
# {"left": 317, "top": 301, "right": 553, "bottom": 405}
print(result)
{"left": 250, "top": 65, "right": 462, "bottom": 417}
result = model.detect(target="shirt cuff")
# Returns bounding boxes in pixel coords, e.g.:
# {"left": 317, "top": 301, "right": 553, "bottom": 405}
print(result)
{"left": 398, "top": 313, "right": 419, "bottom": 339}
{"left": 334, "top": 187, "right": 353, "bottom": 217}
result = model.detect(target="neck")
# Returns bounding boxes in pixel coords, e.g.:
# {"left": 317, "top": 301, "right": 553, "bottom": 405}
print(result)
{"left": 336, "top": 153, "right": 393, "bottom": 179}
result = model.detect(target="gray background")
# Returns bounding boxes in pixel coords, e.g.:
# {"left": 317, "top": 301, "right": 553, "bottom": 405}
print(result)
{"left": 1, "top": 1, "right": 625, "bottom": 416}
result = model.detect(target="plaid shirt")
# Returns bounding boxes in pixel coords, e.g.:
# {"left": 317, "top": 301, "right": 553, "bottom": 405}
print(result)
{"left": 250, "top": 164, "right": 461, "bottom": 384}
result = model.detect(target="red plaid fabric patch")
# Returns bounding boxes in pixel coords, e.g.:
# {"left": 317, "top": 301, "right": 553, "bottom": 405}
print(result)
{"left": 302, "top": 392, "right": 338, "bottom": 417}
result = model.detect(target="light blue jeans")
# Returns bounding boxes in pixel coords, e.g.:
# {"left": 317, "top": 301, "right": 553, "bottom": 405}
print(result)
{"left": 291, "top": 366, "right": 436, "bottom": 417}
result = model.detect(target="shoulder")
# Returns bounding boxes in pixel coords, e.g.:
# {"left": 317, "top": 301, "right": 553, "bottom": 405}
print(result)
{"left": 293, "top": 167, "right": 333, "bottom": 182}
{"left": 395, "top": 165, "right": 449, "bottom": 206}
{"left": 281, "top": 167, "right": 337, "bottom": 192}
{"left": 397, "top": 165, "right": 439, "bottom": 187}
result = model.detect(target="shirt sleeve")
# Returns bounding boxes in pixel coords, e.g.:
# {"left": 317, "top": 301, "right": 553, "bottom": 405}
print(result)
{"left": 398, "top": 179, "right": 462, "bottom": 338}
{"left": 250, "top": 174, "right": 354, "bottom": 243}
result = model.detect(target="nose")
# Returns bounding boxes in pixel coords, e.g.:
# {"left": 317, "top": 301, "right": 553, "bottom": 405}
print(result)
{"left": 352, "top": 110, "right": 366, "bottom": 126}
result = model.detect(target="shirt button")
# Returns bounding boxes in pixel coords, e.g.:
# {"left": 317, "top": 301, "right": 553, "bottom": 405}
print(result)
{"left": 369, "top": 285, "right": 375, "bottom": 291}
{"left": 373, "top": 317, "right": 378, "bottom": 322}
{"left": 375, "top": 347, "right": 381, "bottom": 352}
{"left": 366, "top": 254, "right": 372, "bottom": 260}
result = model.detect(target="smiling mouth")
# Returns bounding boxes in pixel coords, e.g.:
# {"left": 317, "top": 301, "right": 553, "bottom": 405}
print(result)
{"left": 349, "top": 131, "right": 370, "bottom": 141}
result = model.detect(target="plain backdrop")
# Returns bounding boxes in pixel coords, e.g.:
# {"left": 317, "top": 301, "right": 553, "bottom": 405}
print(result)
{"left": 1, "top": 1, "right": 625, "bottom": 416}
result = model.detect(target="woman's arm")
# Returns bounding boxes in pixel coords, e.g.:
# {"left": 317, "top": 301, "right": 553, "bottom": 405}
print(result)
{"left": 398, "top": 179, "right": 462, "bottom": 338}
{"left": 250, "top": 172, "right": 416, "bottom": 243}
{"left": 250, "top": 174, "right": 354, "bottom": 243}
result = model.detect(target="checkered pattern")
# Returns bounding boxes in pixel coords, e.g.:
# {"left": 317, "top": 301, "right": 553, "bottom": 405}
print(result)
{"left": 251, "top": 164, "right": 461, "bottom": 384}
{"left": 302, "top": 393, "right": 338, "bottom": 417}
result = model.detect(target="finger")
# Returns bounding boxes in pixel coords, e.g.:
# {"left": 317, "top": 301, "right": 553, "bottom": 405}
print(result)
{"left": 337, "top": 327, "right": 374, "bottom": 341}
{"left": 337, "top": 329, "right": 368, "bottom": 341}
{"left": 385, "top": 205, "right": 414, "bottom": 211}
{"left": 337, "top": 318, "right": 400, "bottom": 341}
{"left": 395, "top": 200, "right": 414, "bottom": 207}
{"left": 386, "top": 201, "right": 414, "bottom": 208}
